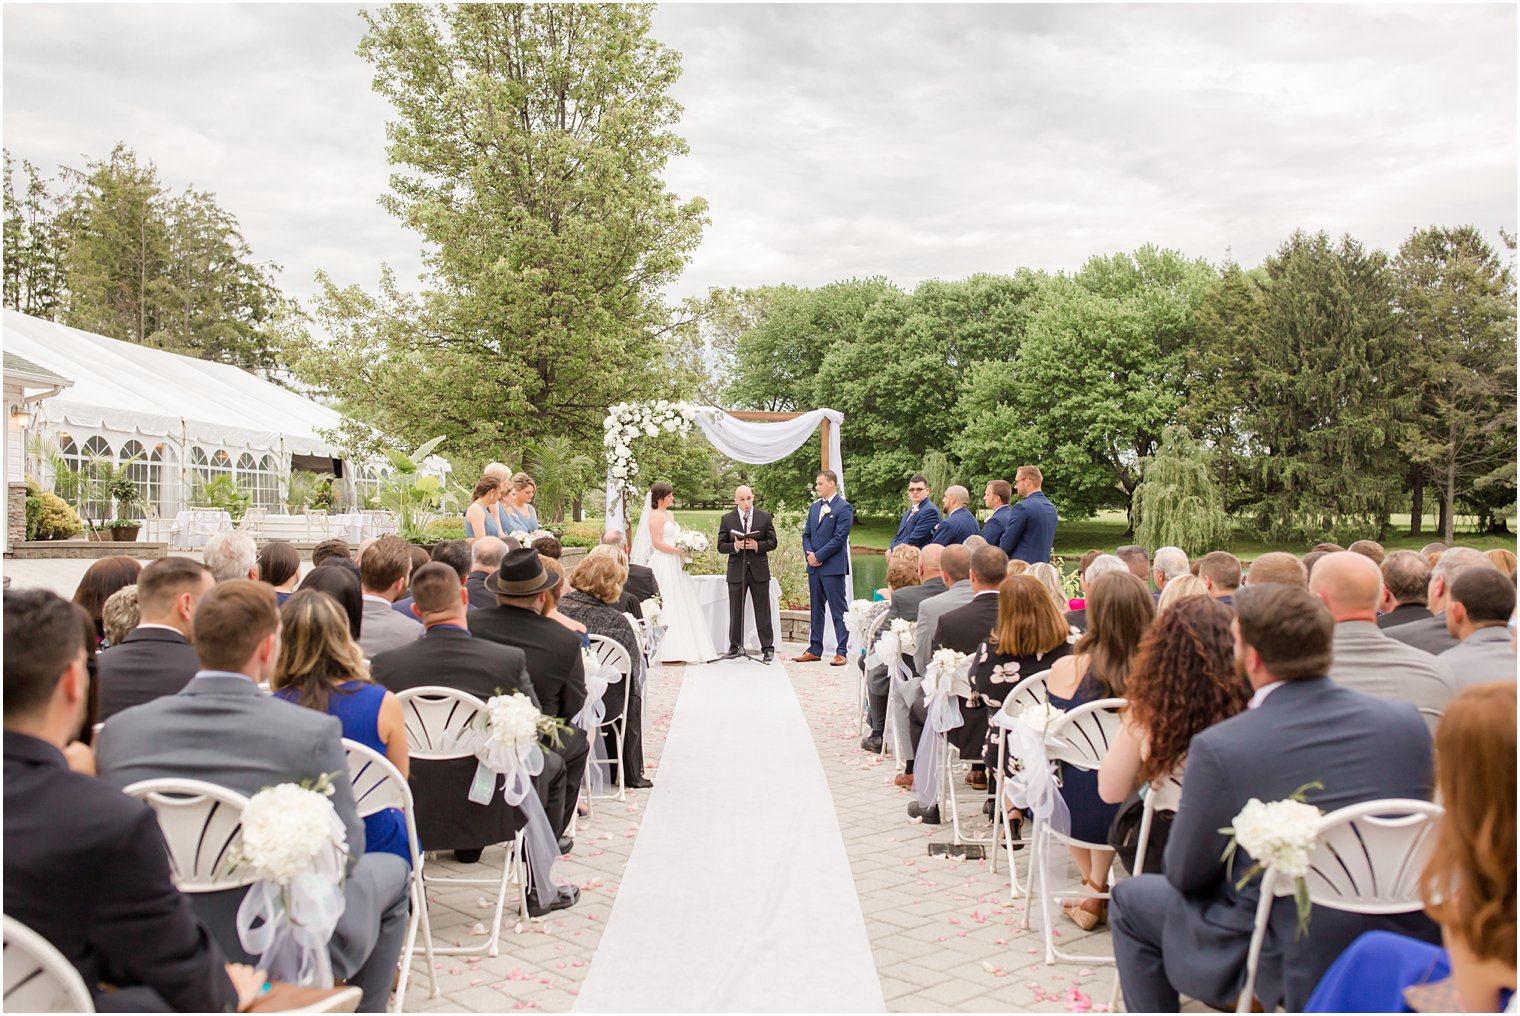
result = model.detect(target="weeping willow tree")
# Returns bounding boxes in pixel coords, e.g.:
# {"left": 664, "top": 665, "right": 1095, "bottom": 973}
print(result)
{"left": 1131, "top": 427, "right": 1231, "bottom": 555}
{"left": 920, "top": 450, "right": 955, "bottom": 502}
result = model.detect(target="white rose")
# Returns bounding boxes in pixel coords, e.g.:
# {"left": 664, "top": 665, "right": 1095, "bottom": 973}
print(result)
{"left": 663, "top": 418, "right": 678, "bottom": 432}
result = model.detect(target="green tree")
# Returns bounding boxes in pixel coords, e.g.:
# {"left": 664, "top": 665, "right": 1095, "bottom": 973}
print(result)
{"left": 1131, "top": 427, "right": 1231, "bottom": 555}
{"left": 293, "top": 4, "right": 708, "bottom": 471}
{"left": 3, "top": 151, "right": 67, "bottom": 317}
{"left": 1184, "top": 261, "right": 1266, "bottom": 511}
{"left": 1239, "top": 231, "right": 1411, "bottom": 543}
{"left": 1395, "top": 226, "right": 1517, "bottom": 541}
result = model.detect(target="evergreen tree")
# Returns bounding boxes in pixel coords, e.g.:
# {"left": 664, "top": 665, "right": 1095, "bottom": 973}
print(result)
{"left": 1131, "top": 427, "right": 1231, "bottom": 555}
{"left": 2, "top": 151, "right": 67, "bottom": 318}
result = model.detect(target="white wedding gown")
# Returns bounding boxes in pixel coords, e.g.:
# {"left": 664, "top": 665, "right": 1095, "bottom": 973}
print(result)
{"left": 647, "top": 518, "right": 717, "bottom": 664}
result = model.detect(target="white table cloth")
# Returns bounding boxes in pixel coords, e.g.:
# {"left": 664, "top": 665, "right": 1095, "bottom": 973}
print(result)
{"left": 690, "top": 575, "right": 785, "bottom": 653}
{"left": 328, "top": 513, "right": 373, "bottom": 543}
{"left": 167, "top": 510, "right": 231, "bottom": 549}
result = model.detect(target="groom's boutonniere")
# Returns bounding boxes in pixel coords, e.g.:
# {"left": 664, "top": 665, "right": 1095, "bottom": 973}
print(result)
{"left": 819, "top": 501, "right": 832, "bottom": 519}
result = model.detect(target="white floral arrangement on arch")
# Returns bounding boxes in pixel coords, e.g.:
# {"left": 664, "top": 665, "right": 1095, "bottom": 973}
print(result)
{"left": 1220, "top": 782, "right": 1325, "bottom": 936}
{"left": 674, "top": 529, "right": 709, "bottom": 557}
{"left": 890, "top": 617, "right": 917, "bottom": 656}
{"left": 602, "top": 401, "right": 701, "bottom": 504}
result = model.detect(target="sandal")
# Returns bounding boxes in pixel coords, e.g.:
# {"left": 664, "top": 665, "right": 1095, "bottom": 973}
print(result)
{"left": 1061, "top": 876, "right": 1109, "bottom": 931}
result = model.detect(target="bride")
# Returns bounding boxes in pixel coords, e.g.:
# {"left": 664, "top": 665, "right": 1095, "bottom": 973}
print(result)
{"left": 630, "top": 481, "right": 716, "bottom": 664}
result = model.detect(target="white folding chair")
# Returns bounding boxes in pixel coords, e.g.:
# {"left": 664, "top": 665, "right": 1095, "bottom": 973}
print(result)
{"left": 304, "top": 509, "right": 332, "bottom": 541}
{"left": 365, "top": 510, "right": 400, "bottom": 537}
{"left": 3, "top": 914, "right": 95, "bottom": 1013}
{"left": 342, "top": 740, "right": 439, "bottom": 1011}
{"left": 1236, "top": 798, "right": 1444, "bottom": 1013}
{"left": 1106, "top": 771, "right": 1183, "bottom": 1011}
{"left": 585, "top": 634, "right": 634, "bottom": 804}
{"left": 394, "top": 686, "right": 525, "bottom": 957}
{"left": 989, "top": 670, "right": 1051, "bottom": 883}
{"left": 862, "top": 609, "right": 893, "bottom": 754}
{"left": 119, "top": 779, "right": 256, "bottom": 892}
{"left": 1027, "top": 696, "right": 1126, "bottom": 964}
{"left": 239, "top": 506, "right": 267, "bottom": 539}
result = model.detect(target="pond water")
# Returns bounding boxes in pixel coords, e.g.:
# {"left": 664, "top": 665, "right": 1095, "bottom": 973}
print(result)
{"left": 851, "top": 549, "right": 885, "bottom": 600}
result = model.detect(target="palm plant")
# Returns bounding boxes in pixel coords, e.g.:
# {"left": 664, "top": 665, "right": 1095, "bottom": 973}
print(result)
{"left": 369, "top": 435, "right": 447, "bottom": 540}
{"left": 525, "top": 435, "right": 595, "bottom": 524}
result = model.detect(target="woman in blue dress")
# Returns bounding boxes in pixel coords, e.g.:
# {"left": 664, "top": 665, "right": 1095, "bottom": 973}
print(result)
{"left": 1040, "top": 571, "right": 1155, "bottom": 930}
{"left": 271, "top": 589, "right": 413, "bottom": 867}
{"left": 463, "top": 474, "right": 504, "bottom": 543}
{"left": 1306, "top": 681, "right": 1515, "bottom": 1013}
{"left": 497, "top": 472, "right": 540, "bottom": 536}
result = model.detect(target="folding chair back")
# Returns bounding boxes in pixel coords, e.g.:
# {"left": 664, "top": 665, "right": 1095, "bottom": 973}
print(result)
{"left": 1046, "top": 697, "right": 1126, "bottom": 773}
{"left": 119, "top": 778, "right": 254, "bottom": 892}
{"left": 394, "top": 686, "right": 488, "bottom": 761}
{"left": 3, "top": 914, "right": 95, "bottom": 1013}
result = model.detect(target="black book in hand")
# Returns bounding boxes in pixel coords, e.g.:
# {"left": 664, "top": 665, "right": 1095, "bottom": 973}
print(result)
{"left": 729, "top": 529, "right": 763, "bottom": 547}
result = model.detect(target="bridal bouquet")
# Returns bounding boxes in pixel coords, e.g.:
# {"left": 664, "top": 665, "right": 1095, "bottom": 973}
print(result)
{"left": 890, "top": 617, "right": 917, "bottom": 656}
{"left": 233, "top": 773, "right": 349, "bottom": 986}
{"left": 674, "top": 530, "right": 709, "bottom": 556}
{"left": 1220, "top": 783, "right": 1325, "bottom": 935}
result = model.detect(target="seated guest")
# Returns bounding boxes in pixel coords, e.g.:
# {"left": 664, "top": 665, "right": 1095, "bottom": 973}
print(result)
{"left": 464, "top": 474, "right": 503, "bottom": 542}
{"left": 4, "top": 589, "right": 259, "bottom": 1013}
{"left": 1005, "top": 559, "right": 1029, "bottom": 578}
{"left": 1116, "top": 545, "right": 1151, "bottom": 584}
{"left": 603, "top": 529, "right": 658, "bottom": 601}
{"left": 1421, "top": 541, "right": 1448, "bottom": 558}
{"left": 272, "top": 589, "right": 412, "bottom": 866}
{"left": 587, "top": 543, "right": 643, "bottom": 618}
{"left": 100, "top": 584, "right": 140, "bottom": 648}
{"left": 533, "top": 534, "right": 564, "bottom": 559}
{"left": 559, "top": 554, "right": 648, "bottom": 788}
{"left": 1196, "top": 550, "right": 1241, "bottom": 605}
{"left": 469, "top": 548, "right": 590, "bottom": 839}
{"left": 98, "top": 556, "right": 215, "bottom": 722}
{"left": 466, "top": 536, "right": 508, "bottom": 610}
{"left": 96, "top": 581, "right": 409, "bottom": 1013}
{"left": 370, "top": 565, "right": 577, "bottom": 912}
{"left": 1043, "top": 571, "right": 1154, "bottom": 929}
{"left": 972, "top": 574, "right": 1076, "bottom": 823}
{"left": 879, "top": 544, "right": 947, "bottom": 776}
{"left": 299, "top": 563, "right": 364, "bottom": 640}
{"left": 877, "top": 544, "right": 919, "bottom": 600}
{"left": 1068, "top": 553, "right": 1128, "bottom": 631}
{"left": 930, "top": 485, "right": 982, "bottom": 546}
{"left": 1441, "top": 569, "right": 1518, "bottom": 689}
{"left": 1157, "top": 573, "right": 1211, "bottom": 611}
{"left": 1301, "top": 549, "right": 1331, "bottom": 579}
{"left": 861, "top": 548, "right": 925, "bottom": 753}
{"left": 394, "top": 539, "right": 470, "bottom": 617}
{"left": 1314, "top": 542, "right": 1346, "bottom": 553}
{"left": 895, "top": 546, "right": 975, "bottom": 783}
{"left": 1378, "top": 550, "right": 1434, "bottom": 629}
{"left": 1026, "top": 561, "right": 1070, "bottom": 616}
{"left": 1098, "top": 597, "right": 1247, "bottom": 872}
{"left": 1109, "top": 583, "right": 1437, "bottom": 1013}
{"left": 1485, "top": 548, "right": 1517, "bottom": 580}
{"left": 541, "top": 558, "right": 586, "bottom": 637}
{"left": 1388, "top": 547, "right": 1498, "bottom": 655}
{"left": 1305, "top": 682, "right": 1516, "bottom": 1014}
{"left": 311, "top": 537, "right": 358, "bottom": 573}
{"left": 72, "top": 555, "right": 142, "bottom": 648}
{"left": 202, "top": 531, "right": 258, "bottom": 583}
{"left": 356, "top": 534, "right": 422, "bottom": 657}
{"left": 256, "top": 540, "right": 302, "bottom": 603}
{"left": 1348, "top": 539, "right": 1385, "bottom": 565}
{"left": 1312, "top": 551, "right": 1456, "bottom": 725}
{"left": 1244, "top": 551, "right": 1307, "bottom": 588}
{"left": 1152, "top": 546, "right": 1189, "bottom": 596}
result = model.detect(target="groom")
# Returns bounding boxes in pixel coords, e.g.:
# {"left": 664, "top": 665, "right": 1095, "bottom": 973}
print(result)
{"left": 796, "top": 469, "right": 853, "bottom": 666}
{"left": 717, "top": 485, "right": 779, "bottom": 663}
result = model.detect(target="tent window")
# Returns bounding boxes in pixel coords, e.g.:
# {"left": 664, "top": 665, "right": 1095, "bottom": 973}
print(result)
{"left": 353, "top": 464, "right": 375, "bottom": 508}
{"left": 235, "top": 453, "right": 278, "bottom": 510}
{"left": 54, "top": 434, "right": 84, "bottom": 506}
{"left": 258, "top": 455, "right": 278, "bottom": 509}
{"left": 119, "top": 441, "right": 162, "bottom": 518}
{"left": 189, "top": 448, "right": 211, "bottom": 501}
{"left": 80, "top": 436, "right": 115, "bottom": 523}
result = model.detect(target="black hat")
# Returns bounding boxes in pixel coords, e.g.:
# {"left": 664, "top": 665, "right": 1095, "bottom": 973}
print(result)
{"left": 486, "top": 548, "right": 560, "bottom": 597}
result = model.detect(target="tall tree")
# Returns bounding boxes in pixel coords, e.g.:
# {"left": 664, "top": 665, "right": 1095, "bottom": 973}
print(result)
{"left": 1184, "top": 261, "right": 1265, "bottom": 512}
{"left": 1131, "top": 426, "right": 1231, "bottom": 555}
{"left": 3, "top": 151, "right": 67, "bottom": 317}
{"left": 1395, "top": 225, "right": 1517, "bottom": 541}
{"left": 1239, "top": 231, "right": 1411, "bottom": 543}
{"left": 293, "top": 4, "right": 708, "bottom": 469}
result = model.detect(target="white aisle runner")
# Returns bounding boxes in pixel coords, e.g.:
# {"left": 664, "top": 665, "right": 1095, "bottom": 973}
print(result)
{"left": 573, "top": 659, "right": 885, "bottom": 1012}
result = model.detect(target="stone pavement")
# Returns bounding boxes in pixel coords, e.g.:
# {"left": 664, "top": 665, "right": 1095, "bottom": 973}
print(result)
{"left": 393, "top": 646, "right": 1185, "bottom": 1014}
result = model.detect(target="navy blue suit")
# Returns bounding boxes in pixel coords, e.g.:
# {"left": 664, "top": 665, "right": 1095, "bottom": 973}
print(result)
{"left": 930, "top": 506, "right": 982, "bottom": 546}
{"left": 889, "top": 501, "right": 941, "bottom": 550}
{"left": 999, "top": 490, "right": 1059, "bottom": 563}
{"left": 980, "top": 503, "right": 1013, "bottom": 548}
{"left": 803, "top": 494, "right": 853, "bottom": 654}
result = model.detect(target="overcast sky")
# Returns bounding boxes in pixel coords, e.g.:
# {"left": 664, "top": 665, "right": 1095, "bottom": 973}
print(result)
{"left": 4, "top": 3, "right": 1515, "bottom": 311}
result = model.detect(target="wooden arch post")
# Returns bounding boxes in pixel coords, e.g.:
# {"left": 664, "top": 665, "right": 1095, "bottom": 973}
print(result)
{"left": 723, "top": 410, "right": 831, "bottom": 474}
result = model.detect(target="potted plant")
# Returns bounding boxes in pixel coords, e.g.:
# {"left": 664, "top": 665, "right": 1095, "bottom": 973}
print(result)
{"left": 107, "top": 518, "right": 142, "bottom": 542}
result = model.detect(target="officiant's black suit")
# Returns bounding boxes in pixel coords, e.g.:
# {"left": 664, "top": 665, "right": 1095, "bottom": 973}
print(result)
{"left": 717, "top": 506, "right": 779, "bottom": 652}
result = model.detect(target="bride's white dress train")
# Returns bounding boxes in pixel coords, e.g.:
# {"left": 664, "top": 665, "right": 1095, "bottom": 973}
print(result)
{"left": 647, "top": 519, "right": 716, "bottom": 663}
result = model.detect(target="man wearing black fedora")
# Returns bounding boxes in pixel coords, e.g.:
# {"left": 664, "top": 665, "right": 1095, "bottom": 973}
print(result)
{"left": 469, "top": 548, "right": 590, "bottom": 840}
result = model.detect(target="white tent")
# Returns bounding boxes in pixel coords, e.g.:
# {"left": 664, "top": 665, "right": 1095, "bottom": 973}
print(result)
{"left": 3, "top": 309, "right": 435, "bottom": 518}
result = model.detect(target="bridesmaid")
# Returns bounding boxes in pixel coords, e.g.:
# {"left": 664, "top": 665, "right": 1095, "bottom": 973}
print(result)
{"left": 463, "top": 474, "right": 503, "bottom": 543}
{"left": 499, "top": 472, "right": 540, "bottom": 536}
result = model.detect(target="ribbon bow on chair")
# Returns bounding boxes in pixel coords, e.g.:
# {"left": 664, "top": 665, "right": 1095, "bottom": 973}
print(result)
{"left": 573, "top": 657, "right": 625, "bottom": 795}
{"left": 913, "top": 655, "right": 967, "bottom": 811}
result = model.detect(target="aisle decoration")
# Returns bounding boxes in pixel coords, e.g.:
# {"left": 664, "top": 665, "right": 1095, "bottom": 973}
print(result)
{"left": 913, "top": 649, "right": 971, "bottom": 812}
{"left": 234, "top": 774, "right": 349, "bottom": 986}
{"left": 890, "top": 618, "right": 917, "bottom": 658}
{"left": 574, "top": 647, "right": 626, "bottom": 793}
{"left": 988, "top": 699, "right": 1074, "bottom": 929}
{"left": 1220, "top": 783, "right": 1325, "bottom": 935}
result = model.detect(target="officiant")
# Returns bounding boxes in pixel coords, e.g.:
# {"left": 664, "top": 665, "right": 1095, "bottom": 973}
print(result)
{"left": 718, "top": 485, "right": 779, "bottom": 663}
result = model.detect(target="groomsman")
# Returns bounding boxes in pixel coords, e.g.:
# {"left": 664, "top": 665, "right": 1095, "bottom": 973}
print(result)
{"left": 796, "top": 470, "right": 853, "bottom": 666}
{"left": 931, "top": 485, "right": 982, "bottom": 545}
{"left": 889, "top": 475, "right": 940, "bottom": 554}
{"left": 980, "top": 479, "right": 1014, "bottom": 548}
{"left": 998, "top": 465, "right": 1059, "bottom": 564}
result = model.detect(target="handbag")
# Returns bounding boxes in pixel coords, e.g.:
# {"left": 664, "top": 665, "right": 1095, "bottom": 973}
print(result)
{"left": 1107, "top": 785, "right": 1174, "bottom": 877}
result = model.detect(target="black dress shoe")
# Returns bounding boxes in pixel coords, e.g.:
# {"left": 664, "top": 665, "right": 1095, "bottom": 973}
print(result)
{"left": 626, "top": 776, "right": 654, "bottom": 789}
{"left": 907, "top": 801, "right": 941, "bottom": 824}
{"left": 452, "top": 848, "right": 483, "bottom": 864}
{"left": 527, "top": 885, "right": 580, "bottom": 918}
{"left": 557, "top": 835, "right": 574, "bottom": 855}
{"left": 762, "top": 649, "right": 774, "bottom": 664}
{"left": 719, "top": 647, "right": 742, "bottom": 660}
{"left": 860, "top": 733, "right": 883, "bottom": 752}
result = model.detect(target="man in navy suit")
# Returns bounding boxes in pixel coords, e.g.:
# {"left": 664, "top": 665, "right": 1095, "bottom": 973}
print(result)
{"left": 795, "top": 469, "right": 853, "bottom": 666}
{"left": 888, "top": 475, "right": 940, "bottom": 555}
{"left": 980, "top": 479, "right": 1014, "bottom": 548}
{"left": 999, "top": 465, "right": 1059, "bottom": 564}
{"left": 930, "top": 485, "right": 982, "bottom": 545}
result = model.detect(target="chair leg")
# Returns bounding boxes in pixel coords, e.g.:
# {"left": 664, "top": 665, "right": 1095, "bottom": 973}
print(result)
{"left": 488, "top": 846, "right": 512, "bottom": 957}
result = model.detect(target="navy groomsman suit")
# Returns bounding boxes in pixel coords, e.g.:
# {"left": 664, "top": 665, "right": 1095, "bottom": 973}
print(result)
{"left": 931, "top": 505, "right": 982, "bottom": 546}
{"left": 803, "top": 493, "right": 854, "bottom": 655}
{"left": 889, "top": 500, "right": 940, "bottom": 551}
{"left": 999, "top": 490, "right": 1059, "bottom": 564}
{"left": 980, "top": 503, "right": 1014, "bottom": 548}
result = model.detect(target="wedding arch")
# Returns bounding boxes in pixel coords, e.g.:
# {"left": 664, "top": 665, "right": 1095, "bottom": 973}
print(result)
{"left": 601, "top": 402, "right": 845, "bottom": 533}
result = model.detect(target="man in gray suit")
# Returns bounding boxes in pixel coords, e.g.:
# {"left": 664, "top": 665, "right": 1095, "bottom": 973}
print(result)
{"left": 97, "top": 581, "right": 409, "bottom": 1013}
{"left": 357, "top": 534, "right": 422, "bottom": 657}
{"left": 1440, "top": 568, "right": 1517, "bottom": 689}
{"left": 1311, "top": 552, "right": 1455, "bottom": 727}
{"left": 862, "top": 544, "right": 945, "bottom": 758}
{"left": 887, "top": 546, "right": 974, "bottom": 783}
{"left": 1110, "top": 583, "right": 1437, "bottom": 1012}
{"left": 1387, "top": 547, "right": 1497, "bottom": 655}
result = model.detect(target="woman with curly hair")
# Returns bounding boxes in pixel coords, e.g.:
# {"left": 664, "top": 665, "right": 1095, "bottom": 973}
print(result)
{"left": 1098, "top": 596, "right": 1246, "bottom": 868}
{"left": 1306, "top": 681, "right": 1516, "bottom": 1012}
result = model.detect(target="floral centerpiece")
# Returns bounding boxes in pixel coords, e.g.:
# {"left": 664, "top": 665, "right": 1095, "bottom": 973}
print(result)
{"left": 674, "top": 530, "right": 709, "bottom": 557}
{"left": 1220, "top": 782, "right": 1325, "bottom": 935}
